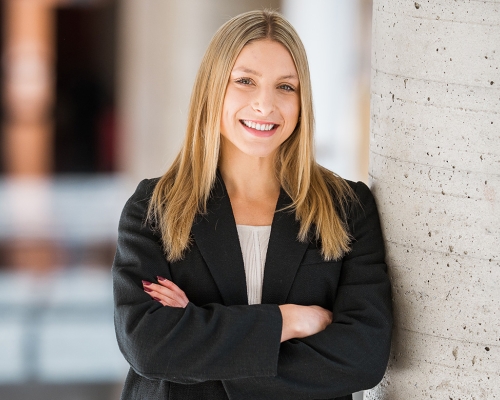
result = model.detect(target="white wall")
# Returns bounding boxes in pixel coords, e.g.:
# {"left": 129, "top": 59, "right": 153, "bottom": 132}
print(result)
{"left": 282, "top": 0, "right": 363, "bottom": 182}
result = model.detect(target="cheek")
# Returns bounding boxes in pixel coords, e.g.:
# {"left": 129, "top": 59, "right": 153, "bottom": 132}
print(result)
{"left": 282, "top": 99, "right": 300, "bottom": 127}
{"left": 220, "top": 101, "right": 236, "bottom": 134}
{"left": 292, "top": 97, "right": 301, "bottom": 119}
{"left": 222, "top": 87, "right": 248, "bottom": 116}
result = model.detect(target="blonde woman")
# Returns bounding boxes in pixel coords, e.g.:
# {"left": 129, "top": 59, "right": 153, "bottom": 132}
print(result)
{"left": 113, "top": 10, "right": 392, "bottom": 400}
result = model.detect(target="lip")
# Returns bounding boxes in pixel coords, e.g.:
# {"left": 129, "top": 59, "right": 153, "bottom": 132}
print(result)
{"left": 239, "top": 119, "right": 279, "bottom": 138}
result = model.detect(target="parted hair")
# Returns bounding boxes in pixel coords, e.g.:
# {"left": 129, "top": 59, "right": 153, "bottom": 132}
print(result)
{"left": 147, "top": 9, "right": 355, "bottom": 262}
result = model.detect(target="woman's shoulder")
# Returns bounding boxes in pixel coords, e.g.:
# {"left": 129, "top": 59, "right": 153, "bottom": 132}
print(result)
{"left": 344, "top": 179, "right": 373, "bottom": 202}
{"left": 323, "top": 174, "right": 378, "bottom": 224}
{"left": 128, "top": 177, "right": 161, "bottom": 203}
{"left": 121, "top": 177, "right": 161, "bottom": 219}
{"left": 341, "top": 180, "right": 381, "bottom": 234}
{"left": 135, "top": 177, "right": 161, "bottom": 195}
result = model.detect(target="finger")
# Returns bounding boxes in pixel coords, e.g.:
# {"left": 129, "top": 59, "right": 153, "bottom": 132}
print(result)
{"left": 156, "top": 277, "right": 189, "bottom": 304}
{"left": 146, "top": 286, "right": 185, "bottom": 307}
{"left": 149, "top": 283, "right": 188, "bottom": 307}
{"left": 156, "top": 277, "right": 189, "bottom": 301}
{"left": 143, "top": 280, "right": 186, "bottom": 304}
{"left": 142, "top": 280, "right": 187, "bottom": 307}
{"left": 152, "top": 296, "right": 168, "bottom": 307}
{"left": 144, "top": 288, "right": 185, "bottom": 307}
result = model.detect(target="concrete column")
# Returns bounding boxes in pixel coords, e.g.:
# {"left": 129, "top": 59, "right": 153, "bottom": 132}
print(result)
{"left": 117, "top": 0, "right": 279, "bottom": 182}
{"left": 366, "top": 1, "right": 499, "bottom": 399}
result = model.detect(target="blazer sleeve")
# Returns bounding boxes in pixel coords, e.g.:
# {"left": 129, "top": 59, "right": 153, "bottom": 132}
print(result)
{"left": 112, "top": 179, "right": 283, "bottom": 383}
{"left": 222, "top": 181, "right": 393, "bottom": 399}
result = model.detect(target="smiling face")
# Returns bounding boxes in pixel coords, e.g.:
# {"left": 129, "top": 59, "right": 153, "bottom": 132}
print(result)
{"left": 220, "top": 39, "right": 301, "bottom": 160}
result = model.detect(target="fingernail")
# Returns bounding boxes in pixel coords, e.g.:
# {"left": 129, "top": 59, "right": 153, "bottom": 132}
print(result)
{"left": 153, "top": 297, "right": 161, "bottom": 302}
{"left": 144, "top": 287, "right": 153, "bottom": 293}
{"left": 142, "top": 280, "right": 152, "bottom": 286}
{"left": 156, "top": 276, "right": 166, "bottom": 282}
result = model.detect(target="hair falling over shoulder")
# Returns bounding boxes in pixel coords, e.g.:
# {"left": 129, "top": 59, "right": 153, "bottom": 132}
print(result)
{"left": 147, "top": 9, "right": 356, "bottom": 262}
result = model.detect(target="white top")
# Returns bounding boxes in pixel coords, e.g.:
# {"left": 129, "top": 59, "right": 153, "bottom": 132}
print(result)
{"left": 236, "top": 224, "right": 272, "bottom": 305}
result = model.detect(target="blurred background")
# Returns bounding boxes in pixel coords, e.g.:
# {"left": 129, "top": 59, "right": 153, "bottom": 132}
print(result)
{"left": 0, "top": 0, "right": 372, "bottom": 399}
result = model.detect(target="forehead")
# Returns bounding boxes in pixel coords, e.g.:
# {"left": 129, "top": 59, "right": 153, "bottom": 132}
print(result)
{"left": 232, "top": 40, "right": 298, "bottom": 78}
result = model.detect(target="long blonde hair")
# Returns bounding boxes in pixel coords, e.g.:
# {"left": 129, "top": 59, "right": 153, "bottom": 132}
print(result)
{"left": 148, "top": 9, "right": 355, "bottom": 262}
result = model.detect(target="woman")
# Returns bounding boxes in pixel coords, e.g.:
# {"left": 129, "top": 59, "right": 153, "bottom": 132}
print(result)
{"left": 113, "top": 9, "right": 392, "bottom": 400}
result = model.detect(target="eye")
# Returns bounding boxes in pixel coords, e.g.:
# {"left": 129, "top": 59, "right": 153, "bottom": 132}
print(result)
{"left": 235, "top": 77, "right": 253, "bottom": 85}
{"left": 278, "top": 84, "right": 295, "bottom": 92}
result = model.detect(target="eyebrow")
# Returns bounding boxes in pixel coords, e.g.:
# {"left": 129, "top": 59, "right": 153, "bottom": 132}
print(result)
{"left": 232, "top": 67, "right": 298, "bottom": 81}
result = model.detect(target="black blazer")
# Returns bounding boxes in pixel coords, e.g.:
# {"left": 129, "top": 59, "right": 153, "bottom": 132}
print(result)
{"left": 112, "top": 176, "right": 392, "bottom": 400}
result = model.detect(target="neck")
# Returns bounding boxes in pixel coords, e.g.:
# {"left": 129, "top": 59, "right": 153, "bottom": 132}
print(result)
{"left": 218, "top": 143, "right": 280, "bottom": 201}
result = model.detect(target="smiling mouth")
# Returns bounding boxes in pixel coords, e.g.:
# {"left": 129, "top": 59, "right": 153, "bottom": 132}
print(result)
{"left": 240, "top": 120, "right": 277, "bottom": 132}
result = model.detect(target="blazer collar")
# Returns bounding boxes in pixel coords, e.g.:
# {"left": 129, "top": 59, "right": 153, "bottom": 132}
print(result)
{"left": 191, "top": 173, "right": 309, "bottom": 306}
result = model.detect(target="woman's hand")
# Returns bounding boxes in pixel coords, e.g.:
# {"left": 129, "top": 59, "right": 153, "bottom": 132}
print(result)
{"left": 142, "top": 277, "right": 189, "bottom": 308}
{"left": 279, "top": 304, "right": 333, "bottom": 342}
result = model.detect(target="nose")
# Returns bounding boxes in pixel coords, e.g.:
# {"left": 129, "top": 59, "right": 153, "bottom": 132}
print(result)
{"left": 252, "top": 86, "right": 274, "bottom": 116}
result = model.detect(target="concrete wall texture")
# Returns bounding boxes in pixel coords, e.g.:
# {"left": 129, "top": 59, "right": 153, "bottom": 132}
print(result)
{"left": 366, "top": 1, "right": 499, "bottom": 399}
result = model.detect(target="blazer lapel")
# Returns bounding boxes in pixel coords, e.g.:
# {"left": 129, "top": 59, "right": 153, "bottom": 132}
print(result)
{"left": 261, "top": 189, "right": 309, "bottom": 305}
{"left": 191, "top": 175, "right": 248, "bottom": 306}
{"left": 191, "top": 175, "right": 309, "bottom": 307}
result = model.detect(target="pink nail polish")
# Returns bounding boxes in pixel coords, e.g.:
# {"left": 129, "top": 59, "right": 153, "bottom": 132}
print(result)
{"left": 142, "top": 280, "right": 152, "bottom": 286}
{"left": 153, "top": 297, "right": 162, "bottom": 302}
{"left": 157, "top": 276, "right": 166, "bottom": 282}
{"left": 144, "top": 287, "right": 153, "bottom": 293}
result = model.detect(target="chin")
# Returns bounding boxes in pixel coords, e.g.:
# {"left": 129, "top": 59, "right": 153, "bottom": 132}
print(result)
{"left": 242, "top": 150, "right": 275, "bottom": 159}
{"left": 238, "top": 143, "right": 279, "bottom": 159}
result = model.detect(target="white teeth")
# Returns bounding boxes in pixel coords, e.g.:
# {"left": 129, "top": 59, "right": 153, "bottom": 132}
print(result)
{"left": 242, "top": 120, "right": 275, "bottom": 131}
